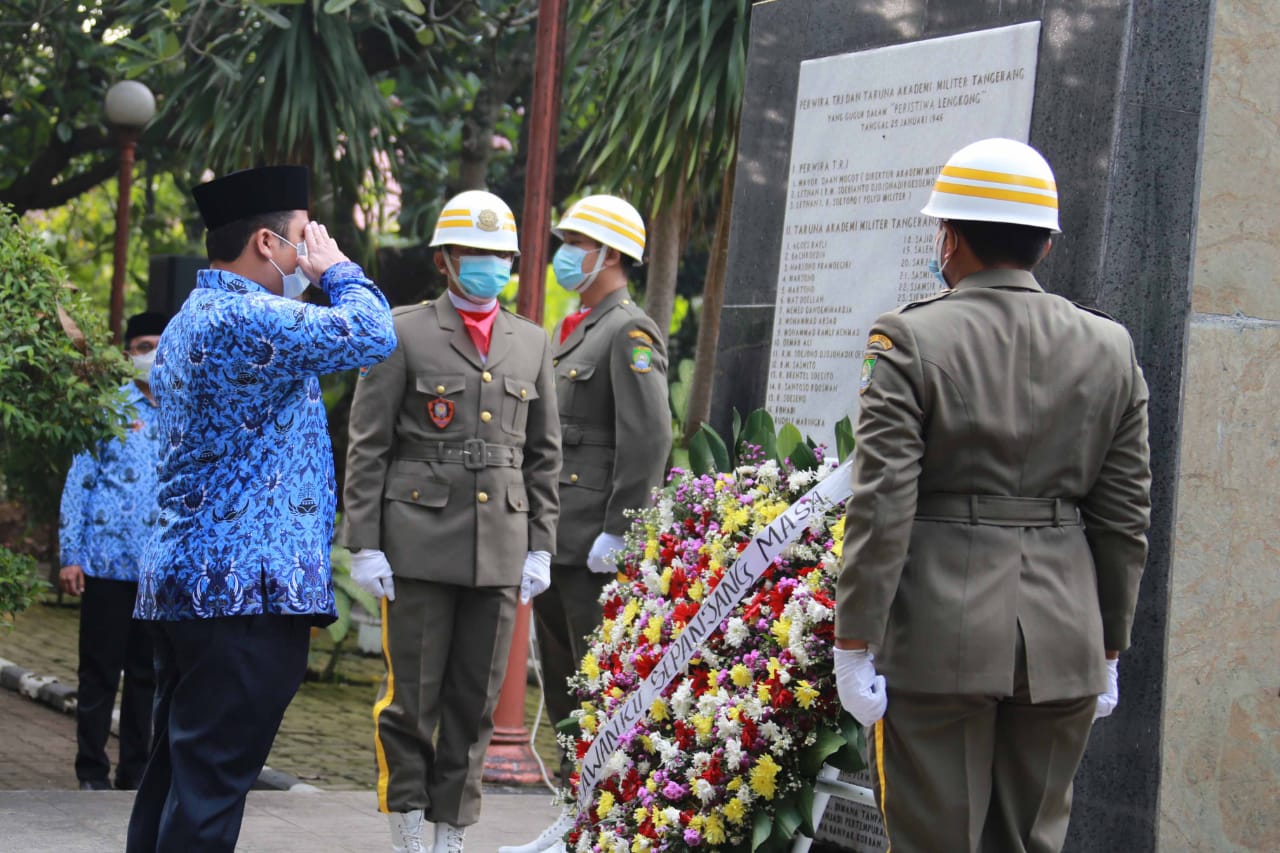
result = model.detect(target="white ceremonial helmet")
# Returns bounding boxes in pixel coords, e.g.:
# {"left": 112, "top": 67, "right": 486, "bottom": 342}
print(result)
{"left": 430, "top": 190, "right": 520, "bottom": 253}
{"left": 920, "top": 138, "right": 1061, "bottom": 232}
{"left": 551, "top": 194, "right": 646, "bottom": 263}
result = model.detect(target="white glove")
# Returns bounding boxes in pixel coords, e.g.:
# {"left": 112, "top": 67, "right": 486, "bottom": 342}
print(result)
{"left": 520, "top": 550, "right": 551, "bottom": 604}
{"left": 349, "top": 549, "right": 395, "bottom": 601}
{"left": 1094, "top": 658, "right": 1119, "bottom": 721}
{"left": 834, "top": 647, "right": 888, "bottom": 727}
{"left": 586, "top": 532, "right": 626, "bottom": 574}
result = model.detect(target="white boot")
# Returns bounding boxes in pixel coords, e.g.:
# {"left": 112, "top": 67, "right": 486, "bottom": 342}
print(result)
{"left": 389, "top": 810, "right": 429, "bottom": 853}
{"left": 433, "top": 822, "right": 466, "bottom": 853}
{"left": 497, "top": 809, "right": 574, "bottom": 853}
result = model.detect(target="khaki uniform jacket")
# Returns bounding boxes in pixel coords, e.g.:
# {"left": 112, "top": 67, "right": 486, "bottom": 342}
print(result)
{"left": 551, "top": 288, "right": 671, "bottom": 564}
{"left": 836, "top": 269, "right": 1151, "bottom": 703}
{"left": 342, "top": 298, "right": 560, "bottom": 587}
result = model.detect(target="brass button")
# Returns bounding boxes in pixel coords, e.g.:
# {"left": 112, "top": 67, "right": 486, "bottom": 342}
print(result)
{"left": 520, "top": 388, "right": 527, "bottom": 399}
{"left": 553, "top": 358, "right": 559, "bottom": 366}
{"left": 482, "top": 371, "right": 493, "bottom": 382}
{"left": 435, "top": 384, "right": 445, "bottom": 394}
{"left": 410, "top": 489, "right": 420, "bottom": 501}
{"left": 570, "top": 473, "right": 579, "bottom": 483}
{"left": 477, "top": 491, "right": 489, "bottom": 503}
{"left": 480, "top": 411, "right": 493, "bottom": 423}
{"left": 569, "top": 369, "right": 578, "bottom": 379}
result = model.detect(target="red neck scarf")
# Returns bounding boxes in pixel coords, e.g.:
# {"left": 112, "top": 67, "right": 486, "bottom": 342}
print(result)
{"left": 456, "top": 304, "right": 499, "bottom": 357}
{"left": 559, "top": 307, "right": 592, "bottom": 344}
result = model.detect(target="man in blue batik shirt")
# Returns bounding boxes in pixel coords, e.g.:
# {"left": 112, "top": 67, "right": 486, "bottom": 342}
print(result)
{"left": 126, "top": 166, "right": 396, "bottom": 853}
{"left": 59, "top": 311, "right": 168, "bottom": 792}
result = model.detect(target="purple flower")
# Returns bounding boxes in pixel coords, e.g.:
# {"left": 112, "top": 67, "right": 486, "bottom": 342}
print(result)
{"left": 684, "top": 828, "right": 703, "bottom": 846}
{"left": 663, "top": 781, "right": 687, "bottom": 799}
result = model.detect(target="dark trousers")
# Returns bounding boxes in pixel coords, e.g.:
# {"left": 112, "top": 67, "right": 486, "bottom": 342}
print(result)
{"left": 373, "top": 580, "right": 517, "bottom": 825}
{"left": 125, "top": 614, "right": 311, "bottom": 853}
{"left": 75, "top": 576, "right": 155, "bottom": 788}
{"left": 533, "top": 562, "right": 610, "bottom": 781}
{"left": 869, "top": 634, "right": 1096, "bottom": 853}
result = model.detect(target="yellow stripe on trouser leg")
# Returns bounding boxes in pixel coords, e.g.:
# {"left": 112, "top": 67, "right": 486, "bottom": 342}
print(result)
{"left": 875, "top": 718, "right": 891, "bottom": 850}
{"left": 373, "top": 595, "right": 396, "bottom": 813}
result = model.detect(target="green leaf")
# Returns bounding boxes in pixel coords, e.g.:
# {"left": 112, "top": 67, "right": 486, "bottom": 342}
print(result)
{"left": 554, "top": 715, "right": 580, "bottom": 737}
{"left": 700, "top": 422, "right": 731, "bottom": 473}
{"left": 751, "top": 808, "right": 772, "bottom": 851}
{"left": 739, "top": 409, "right": 777, "bottom": 465}
{"left": 688, "top": 428, "right": 715, "bottom": 476}
{"left": 415, "top": 27, "right": 435, "bottom": 46}
{"left": 323, "top": 0, "right": 358, "bottom": 14}
{"left": 776, "top": 423, "right": 803, "bottom": 465}
{"left": 799, "top": 726, "right": 848, "bottom": 778}
{"left": 327, "top": 585, "right": 352, "bottom": 643}
{"left": 790, "top": 440, "right": 819, "bottom": 472}
{"left": 773, "top": 799, "right": 802, "bottom": 840}
{"left": 835, "top": 416, "right": 856, "bottom": 462}
{"left": 401, "top": 0, "right": 426, "bottom": 13}
{"left": 797, "top": 782, "right": 817, "bottom": 838}
{"left": 333, "top": 573, "right": 379, "bottom": 618}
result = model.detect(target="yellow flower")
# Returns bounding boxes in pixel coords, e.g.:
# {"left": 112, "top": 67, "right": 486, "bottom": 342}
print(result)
{"left": 597, "top": 790, "right": 615, "bottom": 819}
{"left": 633, "top": 807, "right": 648, "bottom": 825}
{"left": 750, "top": 754, "right": 781, "bottom": 800}
{"left": 795, "top": 680, "right": 820, "bottom": 709}
{"left": 689, "top": 815, "right": 704, "bottom": 831}
{"left": 653, "top": 807, "right": 669, "bottom": 828}
{"left": 643, "top": 615, "right": 663, "bottom": 645}
{"left": 754, "top": 500, "right": 787, "bottom": 525}
{"left": 640, "top": 735, "right": 654, "bottom": 753}
{"left": 646, "top": 777, "right": 658, "bottom": 792}
{"left": 659, "top": 567, "right": 673, "bottom": 595}
{"left": 757, "top": 683, "right": 771, "bottom": 703}
{"left": 831, "top": 517, "right": 846, "bottom": 560}
{"left": 704, "top": 813, "right": 727, "bottom": 844}
{"left": 621, "top": 598, "right": 640, "bottom": 627}
{"left": 582, "top": 653, "right": 600, "bottom": 681}
{"left": 644, "top": 536, "right": 660, "bottom": 562}
{"left": 730, "top": 664, "right": 752, "bottom": 688}
{"left": 650, "top": 698, "right": 669, "bottom": 722}
{"left": 610, "top": 686, "right": 623, "bottom": 700}
{"left": 689, "top": 580, "right": 704, "bottom": 601}
{"left": 771, "top": 617, "right": 792, "bottom": 647}
{"left": 580, "top": 713, "right": 597, "bottom": 734}
{"left": 722, "top": 505, "right": 750, "bottom": 535}
{"left": 723, "top": 797, "right": 747, "bottom": 825}
{"left": 766, "top": 657, "right": 782, "bottom": 678}
{"left": 631, "top": 837, "right": 651, "bottom": 853}
{"left": 726, "top": 777, "right": 742, "bottom": 792}
{"left": 727, "top": 706, "right": 742, "bottom": 722}
{"left": 692, "top": 714, "right": 714, "bottom": 739}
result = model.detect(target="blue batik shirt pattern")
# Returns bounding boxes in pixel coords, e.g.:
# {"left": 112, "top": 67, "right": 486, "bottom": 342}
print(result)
{"left": 134, "top": 262, "right": 396, "bottom": 623}
{"left": 58, "top": 382, "right": 163, "bottom": 582}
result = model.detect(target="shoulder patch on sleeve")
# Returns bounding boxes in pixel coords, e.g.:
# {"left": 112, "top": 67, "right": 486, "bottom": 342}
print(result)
{"left": 627, "top": 328, "right": 654, "bottom": 345}
{"left": 859, "top": 353, "right": 878, "bottom": 394}
{"left": 630, "top": 344, "right": 654, "bottom": 373}
{"left": 865, "top": 333, "right": 893, "bottom": 352}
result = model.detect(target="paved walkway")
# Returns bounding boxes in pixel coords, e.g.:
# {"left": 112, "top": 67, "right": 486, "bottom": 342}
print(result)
{"left": 0, "top": 599, "right": 562, "bottom": 791}
{"left": 0, "top": 789, "right": 562, "bottom": 851}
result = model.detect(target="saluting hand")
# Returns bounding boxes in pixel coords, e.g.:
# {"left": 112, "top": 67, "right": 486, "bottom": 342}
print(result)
{"left": 297, "top": 221, "right": 350, "bottom": 284}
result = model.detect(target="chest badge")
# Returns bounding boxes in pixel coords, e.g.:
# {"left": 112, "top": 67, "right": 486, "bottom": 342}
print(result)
{"left": 428, "top": 397, "right": 455, "bottom": 429}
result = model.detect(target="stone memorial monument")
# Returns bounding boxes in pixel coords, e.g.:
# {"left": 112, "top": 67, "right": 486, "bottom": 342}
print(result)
{"left": 712, "top": 1, "right": 1215, "bottom": 851}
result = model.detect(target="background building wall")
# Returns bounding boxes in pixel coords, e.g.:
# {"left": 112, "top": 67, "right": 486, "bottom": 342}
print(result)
{"left": 1161, "top": 1, "right": 1280, "bottom": 850}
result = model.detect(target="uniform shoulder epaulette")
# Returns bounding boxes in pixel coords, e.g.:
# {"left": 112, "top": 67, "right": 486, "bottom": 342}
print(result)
{"left": 392, "top": 301, "right": 431, "bottom": 317}
{"left": 501, "top": 305, "right": 543, "bottom": 328}
{"left": 1070, "top": 300, "right": 1117, "bottom": 323}
{"left": 896, "top": 289, "right": 954, "bottom": 312}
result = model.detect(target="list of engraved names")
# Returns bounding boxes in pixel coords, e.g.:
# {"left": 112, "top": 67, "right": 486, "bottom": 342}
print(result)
{"left": 765, "top": 23, "right": 1041, "bottom": 446}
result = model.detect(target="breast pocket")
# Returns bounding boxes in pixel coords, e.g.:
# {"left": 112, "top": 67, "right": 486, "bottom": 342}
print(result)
{"left": 501, "top": 376, "right": 539, "bottom": 437}
{"left": 556, "top": 363, "right": 596, "bottom": 420}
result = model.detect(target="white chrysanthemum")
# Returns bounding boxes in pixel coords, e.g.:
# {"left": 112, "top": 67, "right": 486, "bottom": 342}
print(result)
{"left": 787, "top": 469, "right": 817, "bottom": 491}
{"left": 663, "top": 807, "right": 681, "bottom": 826}
{"left": 723, "top": 618, "right": 749, "bottom": 648}
{"left": 697, "top": 691, "right": 721, "bottom": 717}
{"left": 716, "top": 716, "right": 741, "bottom": 741}
{"left": 791, "top": 644, "right": 811, "bottom": 667}
{"left": 741, "top": 696, "right": 765, "bottom": 721}
{"left": 755, "top": 459, "right": 781, "bottom": 488}
{"left": 724, "top": 737, "right": 743, "bottom": 770}
{"left": 604, "top": 749, "right": 630, "bottom": 779}
{"left": 693, "top": 777, "right": 717, "bottom": 803}
{"left": 670, "top": 683, "right": 694, "bottom": 717}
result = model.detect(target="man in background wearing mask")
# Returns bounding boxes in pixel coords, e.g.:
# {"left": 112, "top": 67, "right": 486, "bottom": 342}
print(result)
{"left": 342, "top": 190, "right": 561, "bottom": 853}
{"left": 127, "top": 166, "right": 397, "bottom": 852}
{"left": 58, "top": 311, "right": 168, "bottom": 792}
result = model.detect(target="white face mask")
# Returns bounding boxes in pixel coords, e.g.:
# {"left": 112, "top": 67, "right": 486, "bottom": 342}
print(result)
{"left": 130, "top": 350, "right": 157, "bottom": 381}
{"left": 267, "top": 230, "right": 311, "bottom": 299}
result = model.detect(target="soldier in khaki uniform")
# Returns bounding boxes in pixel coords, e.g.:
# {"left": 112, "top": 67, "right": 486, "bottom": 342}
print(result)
{"left": 342, "top": 191, "right": 560, "bottom": 853}
{"left": 833, "top": 139, "right": 1152, "bottom": 853}
{"left": 501, "top": 197, "right": 671, "bottom": 853}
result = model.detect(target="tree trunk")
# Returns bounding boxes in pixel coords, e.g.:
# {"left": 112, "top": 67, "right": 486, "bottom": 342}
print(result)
{"left": 644, "top": 183, "right": 684, "bottom": 343}
{"left": 684, "top": 158, "right": 737, "bottom": 443}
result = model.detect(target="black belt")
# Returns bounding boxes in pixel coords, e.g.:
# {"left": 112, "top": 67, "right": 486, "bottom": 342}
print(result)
{"left": 396, "top": 438, "right": 523, "bottom": 471}
{"left": 915, "top": 494, "right": 1082, "bottom": 527}
{"left": 561, "top": 423, "right": 614, "bottom": 448}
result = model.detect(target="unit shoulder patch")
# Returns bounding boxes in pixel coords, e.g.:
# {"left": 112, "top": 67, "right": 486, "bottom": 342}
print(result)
{"left": 859, "top": 354, "right": 878, "bottom": 395}
{"left": 630, "top": 344, "right": 654, "bottom": 373}
{"left": 627, "top": 328, "right": 654, "bottom": 345}
{"left": 865, "top": 333, "right": 893, "bottom": 352}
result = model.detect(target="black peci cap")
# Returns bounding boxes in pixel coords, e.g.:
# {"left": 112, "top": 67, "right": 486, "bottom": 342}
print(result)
{"left": 124, "top": 312, "right": 169, "bottom": 342}
{"left": 192, "top": 166, "right": 310, "bottom": 231}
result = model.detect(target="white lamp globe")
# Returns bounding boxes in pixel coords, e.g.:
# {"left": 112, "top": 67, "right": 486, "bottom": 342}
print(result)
{"left": 104, "top": 81, "right": 156, "bottom": 128}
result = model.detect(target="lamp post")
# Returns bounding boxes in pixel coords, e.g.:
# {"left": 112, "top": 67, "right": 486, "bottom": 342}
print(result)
{"left": 103, "top": 80, "right": 156, "bottom": 344}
